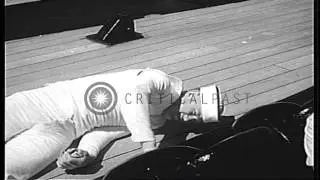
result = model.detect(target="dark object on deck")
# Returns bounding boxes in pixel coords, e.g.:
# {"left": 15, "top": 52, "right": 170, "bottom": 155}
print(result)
{"left": 87, "top": 14, "right": 143, "bottom": 45}
{"left": 102, "top": 101, "right": 314, "bottom": 180}
{"left": 232, "top": 102, "right": 302, "bottom": 137}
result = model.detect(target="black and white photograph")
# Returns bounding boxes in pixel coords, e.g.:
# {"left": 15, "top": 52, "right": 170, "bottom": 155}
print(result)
{"left": 4, "top": 0, "right": 316, "bottom": 179}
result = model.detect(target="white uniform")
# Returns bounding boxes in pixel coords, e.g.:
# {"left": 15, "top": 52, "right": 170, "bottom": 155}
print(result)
{"left": 5, "top": 68, "right": 183, "bottom": 180}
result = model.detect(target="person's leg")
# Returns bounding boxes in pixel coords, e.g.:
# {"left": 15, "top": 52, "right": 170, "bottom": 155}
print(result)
{"left": 5, "top": 120, "right": 76, "bottom": 180}
{"left": 5, "top": 93, "right": 35, "bottom": 141}
{"left": 5, "top": 92, "right": 55, "bottom": 142}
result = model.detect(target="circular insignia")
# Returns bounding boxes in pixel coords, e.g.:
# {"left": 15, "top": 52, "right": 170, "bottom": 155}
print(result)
{"left": 84, "top": 82, "right": 118, "bottom": 115}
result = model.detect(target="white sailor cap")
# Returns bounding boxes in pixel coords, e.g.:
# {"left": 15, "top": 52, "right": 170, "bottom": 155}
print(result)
{"left": 200, "top": 84, "right": 224, "bottom": 123}
{"left": 179, "top": 84, "right": 224, "bottom": 123}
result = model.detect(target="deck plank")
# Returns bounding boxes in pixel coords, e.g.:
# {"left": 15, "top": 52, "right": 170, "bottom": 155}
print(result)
{"left": 220, "top": 60, "right": 313, "bottom": 101}
{"left": 125, "top": 25, "right": 312, "bottom": 74}
{"left": 5, "top": 0, "right": 314, "bottom": 179}
{"left": 5, "top": 0, "right": 269, "bottom": 49}
{"left": 135, "top": 0, "right": 273, "bottom": 26}
{"left": 6, "top": 3, "right": 311, "bottom": 67}
{"left": 7, "top": 10, "right": 312, "bottom": 81}
{"left": 6, "top": 16, "right": 312, "bottom": 79}
{"left": 275, "top": 54, "right": 314, "bottom": 70}
{"left": 140, "top": 0, "right": 311, "bottom": 36}
{"left": 226, "top": 76, "right": 313, "bottom": 116}
{"left": 4, "top": 0, "right": 269, "bottom": 49}
{"left": 6, "top": 8, "right": 312, "bottom": 75}
{"left": 5, "top": 0, "right": 290, "bottom": 48}
{"left": 165, "top": 39, "right": 312, "bottom": 79}
{"left": 6, "top": 22, "right": 312, "bottom": 95}
{"left": 5, "top": 0, "right": 311, "bottom": 60}
{"left": 181, "top": 45, "right": 313, "bottom": 89}
{"left": 216, "top": 54, "right": 313, "bottom": 92}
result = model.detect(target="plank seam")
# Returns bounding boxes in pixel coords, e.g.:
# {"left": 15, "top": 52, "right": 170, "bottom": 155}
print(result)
{"left": 6, "top": 0, "right": 297, "bottom": 45}
{"left": 7, "top": 18, "right": 312, "bottom": 79}
{"left": 181, "top": 43, "right": 313, "bottom": 82}
{"left": 88, "top": 25, "right": 313, "bottom": 76}
{"left": 220, "top": 64, "right": 313, "bottom": 94}
{"left": 232, "top": 76, "right": 313, "bottom": 116}
{"left": 5, "top": 0, "right": 310, "bottom": 55}
{"left": 6, "top": 26, "right": 313, "bottom": 91}
{"left": 273, "top": 64, "right": 291, "bottom": 71}
{"left": 166, "top": 39, "right": 313, "bottom": 78}
{"left": 6, "top": 6, "right": 312, "bottom": 63}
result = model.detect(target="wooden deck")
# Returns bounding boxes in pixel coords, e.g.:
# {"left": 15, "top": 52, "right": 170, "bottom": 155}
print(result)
{"left": 5, "top": 0, "right": 314, "bottom": 179}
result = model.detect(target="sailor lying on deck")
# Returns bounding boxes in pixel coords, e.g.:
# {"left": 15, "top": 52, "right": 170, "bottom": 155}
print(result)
{"left": 5, "top": 68, "right": 224, "bottom": 180}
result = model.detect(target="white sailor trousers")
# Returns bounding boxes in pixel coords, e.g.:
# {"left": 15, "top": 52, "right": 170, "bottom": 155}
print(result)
{"left": 5, "top": 93, "right": 77, "bottom": 180}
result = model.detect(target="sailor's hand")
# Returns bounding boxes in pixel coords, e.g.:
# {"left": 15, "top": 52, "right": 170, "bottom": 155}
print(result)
{"left": 56, "top": 148, "right": 96, "bottom": 170}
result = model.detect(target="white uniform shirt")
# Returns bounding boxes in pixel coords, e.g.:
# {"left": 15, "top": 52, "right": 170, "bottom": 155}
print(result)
{"left": 6, "top": 68, "right": 183, "bottom": 143}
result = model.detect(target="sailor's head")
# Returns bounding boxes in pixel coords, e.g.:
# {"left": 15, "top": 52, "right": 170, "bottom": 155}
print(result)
{"left": 162, "top": 84, "right": 224, "bottom": 123}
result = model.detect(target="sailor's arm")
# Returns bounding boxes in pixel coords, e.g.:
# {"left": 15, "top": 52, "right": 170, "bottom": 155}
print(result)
{"left": 143, "top": 69, "right": 184, "bottom": 121}
{"left": 121, "top": 87, "right": 157, "bottom": 152}
{"left": 77, "top": 127, "right": 129, "bottom": 157}
{"left": 56, "top": 127, "right": 128, "bottom": 170}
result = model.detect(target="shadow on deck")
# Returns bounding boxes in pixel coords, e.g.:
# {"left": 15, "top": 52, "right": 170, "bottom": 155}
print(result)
{"left": 5, "top": 0, "right": 248, "bottom": 40}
